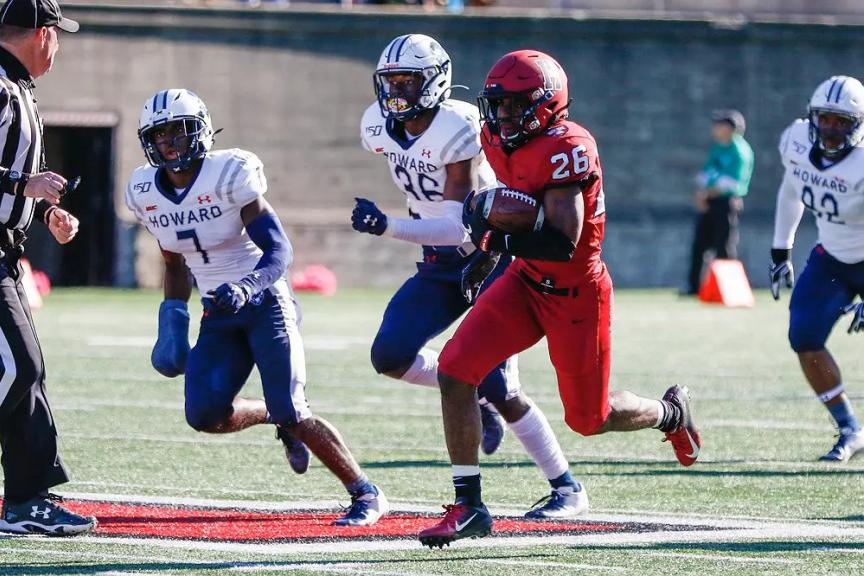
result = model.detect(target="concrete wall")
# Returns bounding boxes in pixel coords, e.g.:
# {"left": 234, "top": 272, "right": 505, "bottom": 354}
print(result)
{"left": 39, "top": 5, "right": 851, "bottom": 288}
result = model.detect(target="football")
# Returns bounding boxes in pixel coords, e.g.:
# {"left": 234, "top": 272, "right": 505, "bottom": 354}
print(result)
{"left": 472, "top": 187, "right": 544, "bottom": 233}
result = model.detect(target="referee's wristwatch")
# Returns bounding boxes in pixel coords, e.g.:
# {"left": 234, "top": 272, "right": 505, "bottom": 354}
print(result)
{"left": 8, "top": 170, "right": 29, "bottom": 194}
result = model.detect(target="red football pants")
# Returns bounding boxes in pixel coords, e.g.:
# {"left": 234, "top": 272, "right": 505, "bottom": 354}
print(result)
{"left": 439, "top": 263, "right": 613, "bottom": 436}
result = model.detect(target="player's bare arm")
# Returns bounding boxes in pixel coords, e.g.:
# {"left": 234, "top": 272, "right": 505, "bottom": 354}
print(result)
{"left": 543, "top": 183, "right": 585, "bottom": 244}
{"left": 464, "top": 184, "right": 577, "bottom": 261}
{"left": 442, "top": 158, "right": 475, "bottom": 203}
{"left": 151, "top": 248, "right": 192, "bottom": 379}
{"left": 161, "top": 249, "right": 192, "bottom": 302}
{"left": 240, "top": 196, "right": 272, "bottom": 226}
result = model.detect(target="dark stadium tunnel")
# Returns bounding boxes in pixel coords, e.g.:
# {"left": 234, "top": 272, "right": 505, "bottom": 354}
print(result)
{"left": 26, "top": 124, "right": 117, "bottom": 287}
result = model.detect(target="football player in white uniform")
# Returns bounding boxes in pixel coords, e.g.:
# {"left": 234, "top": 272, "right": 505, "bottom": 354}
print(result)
{"left": 126, "top": 89, "right": 388, "bottom": 525}
{"left": 352, "top": 34, "right": 587, "bottom": 518}
{"left": 771, "top": 75, "right": 864, "bottom": 462}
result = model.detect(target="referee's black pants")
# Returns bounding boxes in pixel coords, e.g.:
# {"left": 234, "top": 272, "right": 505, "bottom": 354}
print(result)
{"left": 0, "top": 259, "right": 69, "bottom": 503}
{"left": 687, "top": 196, "right": 742, "bottom": 294}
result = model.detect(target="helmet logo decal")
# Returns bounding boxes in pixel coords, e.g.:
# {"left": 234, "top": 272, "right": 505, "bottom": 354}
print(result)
{"left": 535, "top": 59, "right": 563, "bottom": 91}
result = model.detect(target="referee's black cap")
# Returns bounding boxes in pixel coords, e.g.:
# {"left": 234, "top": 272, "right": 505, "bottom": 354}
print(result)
{"left": 0, "top": 0, "right": 79, "bottom": 33}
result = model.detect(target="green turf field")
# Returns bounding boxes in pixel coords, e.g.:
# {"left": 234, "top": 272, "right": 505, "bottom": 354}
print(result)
{"left": 1, "top": 287, "right": 863, "bottom": 575}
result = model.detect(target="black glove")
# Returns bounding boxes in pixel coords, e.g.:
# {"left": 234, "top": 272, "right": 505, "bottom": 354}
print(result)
{"left": 208, "top": 282, "right": 252, "bottom": 313}
{"left": 462, "top": 191, "right": 494, "bottom": 248}
{"left": 769, "top": 248, "right": 794, "bottom": 301}
{"left": 461, "top": 251, "right": 502, "bottom": 304}
{"left": 351, "top": 197, "right": 388, "bottom": 235}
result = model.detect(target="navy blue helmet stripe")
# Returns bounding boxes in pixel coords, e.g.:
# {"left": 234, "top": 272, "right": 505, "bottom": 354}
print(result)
{"left": 834, "top": 79, "right": 847, "bottom": 103}
{"left": 151, "top": 92, "right": 158, "bottom": 113}
{"left": 827, "top": 79, "right": 838, "bottom": 103}
{"left": 161, "top": 90, "right": 169, "bottom": 110}
{"left": 393, "top": 35, "right": 410, "bottom": 63}
{"left": 387, "top": 34, "right": 410, "bottom": 62}
{"left": 386, "top": 36, "right": 402, "bottom": 63}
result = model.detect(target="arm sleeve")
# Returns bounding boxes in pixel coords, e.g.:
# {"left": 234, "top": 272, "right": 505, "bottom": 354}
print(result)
{"left": 239, "top": 211, "right": 293, "bottom": 296}
{"left": 33, "top": 200, "right": 52, "bottom": 225}
{"left": 383, "top": 200, "right": 468, "bottom": 246}
{"left": 772, "top": 171, "right": 805, "bottom": 249}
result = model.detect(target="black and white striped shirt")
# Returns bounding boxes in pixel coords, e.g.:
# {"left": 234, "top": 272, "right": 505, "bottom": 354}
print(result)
{"left": 0, "top": 45, "right": 49, "bottom": 240}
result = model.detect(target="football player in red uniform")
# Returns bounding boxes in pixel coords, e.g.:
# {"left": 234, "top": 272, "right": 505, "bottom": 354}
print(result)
{"left": 419, "top": 50, "right": 702, "bottom": 548}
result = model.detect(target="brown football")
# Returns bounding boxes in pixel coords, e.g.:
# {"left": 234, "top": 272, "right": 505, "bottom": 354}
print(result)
{"left": 472, "top": 187, "right": 544, "bottom": 233}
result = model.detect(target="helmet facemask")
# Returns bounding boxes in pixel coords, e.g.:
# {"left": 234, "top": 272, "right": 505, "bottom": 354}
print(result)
{"left": 808, "top": 108, "right": 864, "bottom": 159}
{"left": 374, "top": 63, "right": 450, "bottom": 121}
{"left": 140, "top": 118, "right": 210, "bottom": 173}
{"left": 479, "top": 87, "right": 559, "bottom": 150}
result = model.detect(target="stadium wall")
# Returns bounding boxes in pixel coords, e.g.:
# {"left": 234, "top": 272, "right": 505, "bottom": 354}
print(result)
{"left": 42, "top": 5, "right": 853, "bottom": 288}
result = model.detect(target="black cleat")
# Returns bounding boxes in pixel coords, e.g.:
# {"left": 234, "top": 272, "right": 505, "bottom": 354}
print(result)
{"left": 0, "top": 494, "right": 96, "bottom": 536}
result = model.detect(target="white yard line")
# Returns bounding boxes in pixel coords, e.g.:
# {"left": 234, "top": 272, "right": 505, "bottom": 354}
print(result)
{"left": 642, "top": 551, "right": 800, "bottom": 564}
{"left": 0, "top": 545, "right": 204, "bottom": 564}
{"left": 230, "top": 562, "right": 438, "bottom": 576}
{"left": 66, "top": 524, "right": 864, "bottom": 556}
{"left": 477, "top": 558, "right": 628, "bottom": 571}
{"left": 813, "top": 546, "right": 864, "bottom": 555}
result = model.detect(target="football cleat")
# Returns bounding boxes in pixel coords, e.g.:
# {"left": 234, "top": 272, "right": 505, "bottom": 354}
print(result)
{"left": 275, "top": 426, "right": 311, "bottom": 474}
{"left": 480, "top": 404, "right": 505, "bottom": 456}
{"left": 662, "top": 385, "right": 701, "bottom": 466}
{"left": 524, "top": 486, "right": 590, "bottom": 519}
{"left": 819, "top": 430, "right": 864, "bottom": 462}
{"left": 0, "top": 494, "right": 96, "bottom": 536}
{"left": 418, "top": 503, "right": 493, "bottom": 548}
{"left": 333, "top": 487, "right": 389, "bottom": 527}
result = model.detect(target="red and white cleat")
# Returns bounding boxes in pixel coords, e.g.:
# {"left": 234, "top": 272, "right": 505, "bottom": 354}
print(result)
{"left": 418, "top": 503, "right": 493, "bottom": 548}
{"left": 662, "top": 385, "right": 701, "bottom": 466}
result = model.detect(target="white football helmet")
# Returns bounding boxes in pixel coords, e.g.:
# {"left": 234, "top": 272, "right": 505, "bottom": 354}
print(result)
{"left": 138, "top": 89, "right": 215, "bottom": 172}
{"left": 374, "top": 34, "right": 452, "bottom": 121}
{"left": 807, "top": 75, "right": 864, "bottom": 157}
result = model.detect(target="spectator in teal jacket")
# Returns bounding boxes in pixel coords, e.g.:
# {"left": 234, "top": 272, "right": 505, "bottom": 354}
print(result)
{"left": 685, "top": 109, "right": 755, "bottom": 295}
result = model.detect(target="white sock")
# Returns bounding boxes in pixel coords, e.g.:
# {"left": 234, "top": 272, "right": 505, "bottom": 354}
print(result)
{"left": 652, "top": 399, "right": 666, "bottom": 429}
{"left": 452, "top": 464, "right": 481, "bottom": 477}
{"left": 508, "top": 403, "right": 569, "bottom": 481}
{"left": 401, "top": 348, "right": 439, "bottom": 388}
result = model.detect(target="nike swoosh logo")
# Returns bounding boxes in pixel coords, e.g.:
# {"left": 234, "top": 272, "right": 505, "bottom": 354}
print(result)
{"left": 685, "top": 429, "right": 700, "bottom": 460}
{"left": 455, "top": 513, "right": 478, "bottom": 532}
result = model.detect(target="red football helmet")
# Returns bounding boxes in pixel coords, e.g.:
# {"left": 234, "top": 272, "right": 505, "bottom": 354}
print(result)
{"left": 478, "top": 50, "right": 569, "bottom": 149}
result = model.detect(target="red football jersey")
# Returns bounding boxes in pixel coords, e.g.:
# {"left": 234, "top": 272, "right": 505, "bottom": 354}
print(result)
{"left": 481, "top": 120, "right": 606, "bottom": 283}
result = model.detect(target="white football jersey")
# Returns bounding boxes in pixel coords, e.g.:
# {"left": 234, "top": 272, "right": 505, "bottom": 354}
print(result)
{"left": 125, "top": 148, "right": 290, "bottom": 298}
{"left": 360, "top": 99, "right": 497, "bottom": 222}
{"left": 779, "top": 119, "right": 864, "bottom": 263}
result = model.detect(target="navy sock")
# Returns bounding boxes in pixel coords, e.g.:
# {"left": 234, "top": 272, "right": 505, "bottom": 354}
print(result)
{"left": 454, "top": 474, "right": 482, "bottom": 507}
{"left": 827, "top": 397, "right": 861, "bottom": 435}
{"left": 549, "top": 471, "right": 577, "bottom": 491}
{"left": 345, "top": 476, "right": 377, "bottom": 499}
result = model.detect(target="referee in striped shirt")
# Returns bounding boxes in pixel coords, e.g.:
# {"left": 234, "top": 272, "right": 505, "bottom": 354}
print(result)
{"left": 0, "top": 0, "right": 95, "bottom": 535}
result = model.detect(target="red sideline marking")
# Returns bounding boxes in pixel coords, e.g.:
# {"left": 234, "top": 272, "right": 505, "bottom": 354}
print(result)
{"left": 4, "top": 500, "right": 621, "bottom": 542}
